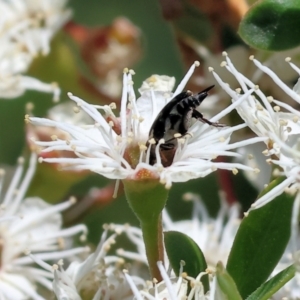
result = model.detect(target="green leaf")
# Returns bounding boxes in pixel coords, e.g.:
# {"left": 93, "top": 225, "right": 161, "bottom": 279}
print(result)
{"left": 226, "top": 177, "right": 294, "bottom": 298}
{"left": 246, "top": 264, "right": 296, "bottom": 300}
{"left": 239, "top": 0, "right": 300, "bottom": 51}
{"left": 164, "top": 231, "right": 209, "bottom": 292}
{"left": 216, "top": 262, "right": 243, "bottom": 300}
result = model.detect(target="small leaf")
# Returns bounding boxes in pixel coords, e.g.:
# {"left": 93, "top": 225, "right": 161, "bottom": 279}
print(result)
{"left": 226, "top": 177, "right": 294, "bottom": 298}
{"left": 164, "top": 231, "right": 209, "bottom": 292}
{"left": 246, "top": 264, "right": 296, "bottom": 300}
{"left": 239, "top": 0, "right": 300, "bottom": 51}
{"left": 216, "top": 262, "right": 243, "bottom": 300}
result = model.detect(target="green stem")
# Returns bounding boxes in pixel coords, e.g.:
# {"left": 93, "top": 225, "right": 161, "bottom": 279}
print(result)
{"left": 123, "top": 179, "right": 169, "bottom": 281}
{"left": 141, "top": 213, "right": 164, "bottom": 281}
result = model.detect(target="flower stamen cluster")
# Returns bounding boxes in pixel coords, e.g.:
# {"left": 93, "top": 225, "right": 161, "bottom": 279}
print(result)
{"left": 211, "top": 52, "right": 300, "bottom": 157}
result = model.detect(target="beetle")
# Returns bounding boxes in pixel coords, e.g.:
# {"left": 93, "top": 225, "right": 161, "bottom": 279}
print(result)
{"left": 147, "top": 85, "right": 224, "bottom": 166}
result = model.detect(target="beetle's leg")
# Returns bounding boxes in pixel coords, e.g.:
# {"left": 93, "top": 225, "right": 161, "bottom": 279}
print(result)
{"left": 192, "top": 110, "right": 226, "bottom": 127}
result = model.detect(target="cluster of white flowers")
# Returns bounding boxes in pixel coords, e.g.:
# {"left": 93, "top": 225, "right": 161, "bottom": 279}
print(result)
{"left": 123, "top": 260, "right": 215, "bottom": 300}
{"left": 31, "top": 227, "right": 147, "bottom": 300}
{"left": 0, "top": 153, "right": 294, "bottom": 300}
{"left": 32, "top": 209, "right": 229, "bottom": 300}
{"left": 3, "top": 1, "right": 300, "bottom": 298}
{"left": 209, "top": 52, "right": 300, "bottom": 299}
{"left": 0, "top": 152, "right": 240, "bottom": 300}
{"left": 0, "top": 154, "right": 88, "bottom": 299}
{"left": 0, "top": 0, "right": 71, "bottom": 100}
{"left": 23, "top": 43, "right": 300, "bottom": 298}
{"left": 1, "top": 152, "right": 208, "bottom": 300}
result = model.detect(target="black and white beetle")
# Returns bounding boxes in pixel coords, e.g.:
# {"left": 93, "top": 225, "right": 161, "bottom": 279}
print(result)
{"left": 147, "top": 85, "right": 224, "bottom": 166}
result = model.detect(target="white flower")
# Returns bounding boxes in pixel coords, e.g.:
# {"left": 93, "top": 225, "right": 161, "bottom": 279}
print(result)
{"left": 0, "top": 0, "right": 71, "bottom": 100}
{"left": 211, "top": 52, "right": 300, "bottom": 157}
{"left": 244, "top": 108, "right": 300, "bottom": 210}
{"left": 124, "top": 261, "right": 213, "bottom": 300}
{"left": 28, "top": 62, "right": 264, "bottom": 191}
{"left": 0, "top": 153, "right": 88, "bottom": 300}
{"left": 32, "top": 227, "right": 146, "bottom": 300}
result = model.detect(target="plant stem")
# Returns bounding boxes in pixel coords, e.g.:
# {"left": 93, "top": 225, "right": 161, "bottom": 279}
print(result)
{"left": 141, "top": 213, "right": 164, "bottom": 281}
{"left": 123, "top": 179, "right": 169, "bottom": 281}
